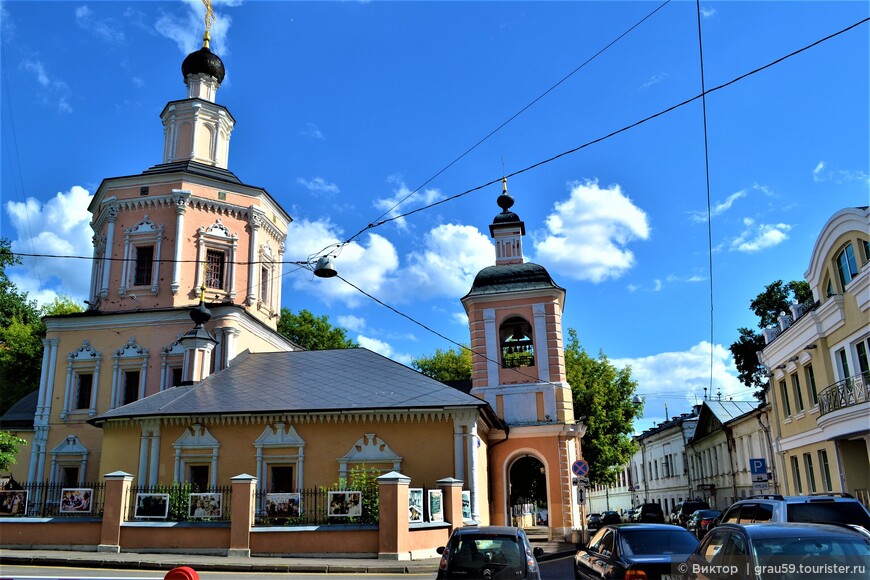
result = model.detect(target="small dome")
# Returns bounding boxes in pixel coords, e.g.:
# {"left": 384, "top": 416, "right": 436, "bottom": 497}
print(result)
{"left": 181, "top": 46, "right": 225, "bottom": 84}
{"left": 493, "top": 211, "right": 521, "bottom": 224}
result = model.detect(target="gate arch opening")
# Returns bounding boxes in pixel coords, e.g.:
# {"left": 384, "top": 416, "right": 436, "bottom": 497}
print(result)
{"left": 508, "top": 455, "right": 548, "bottom": 529}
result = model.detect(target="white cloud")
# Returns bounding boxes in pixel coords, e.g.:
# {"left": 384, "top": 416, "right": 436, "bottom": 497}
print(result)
{"left": 533, "top": 179, "right": 650, "bottom": 282}
{"left": 812, "top": 160, "right": 869, "bottom": 185}
{"left": 813, "top": 161, "right": 826, "bottom": 182}
{"left": 297, "top": 177, "right": 340, "bottom": 196}
{"left": 284, "top": 217, "right": 400, "bottom": 308}
{"left": 301, "top": 123, "right": 325, "bottom": 141}
{"left": 689, "top": 189, "right": 748, "bottom": 223}
{"left": 700, "top": 7, "right": 717, "bottom": 20}
{"left": 357, "top": 335, "right": 413, "bottom": 366}
{"left": 337, "top": 315, "right": 366, "bottom": 332}
{"left": 75, "top": 5, "right": 125, "bottom": 44}
{"left": 20, "top": 59, "right": 72, "bottom": 113}
{"left": 155, "top": 0, "right": 234, "bottom": 56}
{"left": 373, "top": 178, "right": 444, "bottom": 231}
{"left": 731, "top": 218, "right": 791, "bottom": 253}
{"left": 612, "top": 341, "right": 748, "bottom": 431}
{"left": 403, "top": 224, "right": 493, "bottom": 300}
{"left": 5, "top": 186, "right": 95, "bottom": 307}
{"left": 452, "top": 311, "right": 469, "bottom": 326}
{"left": 639, "top": 72, "right": 668, "bottom": 90}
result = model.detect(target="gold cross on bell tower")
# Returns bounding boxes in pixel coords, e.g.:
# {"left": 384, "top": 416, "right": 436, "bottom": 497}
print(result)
{"left": 201, "top": 0, "right": 214, "bottom": 48}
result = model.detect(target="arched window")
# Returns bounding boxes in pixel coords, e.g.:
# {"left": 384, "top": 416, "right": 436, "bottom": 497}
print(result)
{"left": 500, "top": 316, "right": 534, "bottom": 368}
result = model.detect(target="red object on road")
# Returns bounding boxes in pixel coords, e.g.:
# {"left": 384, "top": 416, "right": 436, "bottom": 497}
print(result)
{"left": 164, "top": 566, "right": 200, "bottom": 580}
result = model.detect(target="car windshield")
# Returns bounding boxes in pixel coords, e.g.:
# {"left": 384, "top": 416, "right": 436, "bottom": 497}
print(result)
{"left": 752, "top": 535, "right": 870, "bottom": 580}
{"left": 449, "top": 534, "right": 527, "bottom": 578}
{"left": 620, "top": 529, "right": 699, "bottom": 556}
{"left": 787, "top": 503, "right": 870, "bottom": 529}
{"left": 696, "top": 510, "right": 720, "bottom": 518}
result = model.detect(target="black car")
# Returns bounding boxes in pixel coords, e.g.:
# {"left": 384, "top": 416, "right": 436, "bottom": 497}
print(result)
{"left": 587, "top": 512, "right": 603, "bottom": 531}
{"left": 574, "top": 523, "right": 699, "bottom": 580}
{"left": 436, "top": 525, "right": 544, "bottom": 579}
{"left": 601, "top": 510, "right": 622, "bottom": 525}
{"left": 633, "top": 503, "right": 666, "bottom": 524}
{"left": 670, "top": 499, "right": 711, "bottom": 527}
{"left": 685, "top": 509, "right": 721, "bottom": 539}
{"left": 685, "top": 522, "right": 870, "bottom": 579}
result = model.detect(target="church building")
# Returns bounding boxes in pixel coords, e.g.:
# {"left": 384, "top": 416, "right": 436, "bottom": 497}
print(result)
{"left": 4, "top": 23, "right": 585, "bottom": 542}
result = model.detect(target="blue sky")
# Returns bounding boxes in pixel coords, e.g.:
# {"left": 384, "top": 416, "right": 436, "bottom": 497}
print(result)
{"left": 2, "top": 1, "right": 868, "bottom": 432}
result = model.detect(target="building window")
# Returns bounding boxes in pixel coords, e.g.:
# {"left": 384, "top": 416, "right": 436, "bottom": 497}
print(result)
{"left": 856, "top": 340, "right": 869, "bottom": 375}
{"left": 818, "top": 449, "right": 833, "bottom": 491}
{"left": 805, "top": 364, "right": 818, "bottom": 407}
{"left": 205, "top": 249, "right": 226, "bottom": 289}
{"left": 260, "top": 266, "right": 269, "bottom": 303}
{"left": 836, "top": 243, "right": 858, "bottom": 289}
{"left": 123, "top": 371, "right": 140, "bottom": 405}
{"left": 790, "top": 373, "right": 804, "bottom": 413}
{"left": 863, "top": 239, "right": 870, "bottom": 265}
{"left": 134, "top": 245, "right": 154, "bottom": 286}
{"left": 803, "top": 453, "right": 816, "bottom": 493}
{"left": 171, "top": 367, "right": 183, "bottom": 388}
{"left": 188, "top": 465, "right": 210, "bottom": 492}
{"left": 836, "top": 348, "right": 851, "bottom": 381}
{"left": 61, "top": 466, "right": 80, "bottom": 486}
{"left": 75, "top": 373, "right": 93, "bottom": 410}
{"left": 499, "top": 316, "right": 534, "bottom": 368}
{"left": 779, "top": 380, "right": 791, "bottom": 417}
{"left": 270, "top": 466, "right": 295, "bottom": 492}
{"left": 790, "top": 456, "right": 802, "bottom": 494}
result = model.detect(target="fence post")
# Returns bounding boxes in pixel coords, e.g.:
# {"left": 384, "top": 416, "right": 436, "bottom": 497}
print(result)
{"left": 228, "top": 473, "right": 257, "bottom": 557}
{"left": 437, "top": 477, "right": 465, "bottom": 535}
{"left": 97, "top": 470, "right": 133, "bottom": 553}
{"left": 377, "top": 471, "right": 411, "bottom": 560}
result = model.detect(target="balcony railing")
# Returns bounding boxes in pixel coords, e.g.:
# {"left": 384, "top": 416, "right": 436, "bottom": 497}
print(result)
{"left": 818, "top": 372, "right": 869, "bottom": 417}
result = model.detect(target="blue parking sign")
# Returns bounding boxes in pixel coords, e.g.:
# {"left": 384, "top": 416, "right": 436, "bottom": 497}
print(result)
{"left": 750, "top": 458, "right": 767, "bottom": 475}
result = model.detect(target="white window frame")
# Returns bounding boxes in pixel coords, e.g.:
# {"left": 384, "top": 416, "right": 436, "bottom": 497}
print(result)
{"left": 173, "top": 424, "right": 219, "bottom": 487}
{"left": 62, "top": 341, "right": 102, "bottom": 420}
{"left": 195, "top": 219, "right": 238, "bottom": 300}
{"left": 111, "top": 337, "right": 148, "bottom": 409}
{"left": 120, "top": 215, "right": 163, "bottom": 296}
{"left": 160, "top": 337, "right": 185, "bottom": 391}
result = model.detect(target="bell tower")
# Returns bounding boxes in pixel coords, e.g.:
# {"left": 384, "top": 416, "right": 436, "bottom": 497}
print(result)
{"left": 462, "top": 179, "right": 584, "bottom": 541}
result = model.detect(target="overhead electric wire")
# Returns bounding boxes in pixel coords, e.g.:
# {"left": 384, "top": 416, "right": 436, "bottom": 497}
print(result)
{"left": 695, "top": 0, "right": 716, "bottom": 399}
{"left": 344, "top": 0, "right": 674, "bottom": 249}
{"left": 337, "top": 16, "right": 869, "bottom": 241}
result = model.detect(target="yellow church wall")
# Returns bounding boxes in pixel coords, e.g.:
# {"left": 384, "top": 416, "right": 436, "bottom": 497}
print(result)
{"left": 99, "top": 424, "right": 142, "bottom": 477}
{"left": 3, "top": 430, "right": 33, "bottom": 482}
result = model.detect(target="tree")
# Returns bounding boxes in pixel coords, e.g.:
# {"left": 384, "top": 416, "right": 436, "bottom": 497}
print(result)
{"left": 730, "top": 279, "right": 814, "bottom": 398}
{"left": 411, "top": 346, "right": 472, "bottom": 381}
{"left": 565, "top": 329, "right": 642, "bottom": 486}
{"left": 276, "top": 308, "right": 358, "bottom": 350}
{"left": 0, "top": 431, "right": 27, "bottom": 472}
{"left": 0, "top": 239, "right": 85, "bottom": 414}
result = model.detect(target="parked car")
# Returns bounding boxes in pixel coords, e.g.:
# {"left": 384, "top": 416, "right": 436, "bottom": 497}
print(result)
{"left": 633, "top": 502, "right": 666, "bottom": 523}
{"left": 716, "top": 493, "right": 870, "bottom": 532}
{"left": 575, "top": 523, "right": 699, "bottom": 580}
{"left": 601, "top": 510, "right": 622, "bottom": 525}
{"left": 436, "top": 525, "right": 544, "bottom": 579}
{"left": 587, "top": 512, "right": 603, "bottom": 530}
{"left": 670, "top": 499, "right": 711, "bottom": 527}
{"left": 685, "top": 522, "right": 870, "bottom": 580}
{"left": 685, "top": 509, "right": 722, "bottom": 539}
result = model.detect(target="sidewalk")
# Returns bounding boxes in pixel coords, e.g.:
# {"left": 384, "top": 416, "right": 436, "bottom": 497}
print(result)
{"left": 0, "top": 541, "right": 577, "bottom": 575}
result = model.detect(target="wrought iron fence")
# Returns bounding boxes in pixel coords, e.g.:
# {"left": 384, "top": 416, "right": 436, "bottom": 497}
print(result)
{"left": 254, "top": 485, "right": 380, "bottom": 526}
{"left": 127, "top": 483, "right": 232, "bottom": 522}
{"left": 818, "top": 372, "right": 869, "bottom": 416}
{"left": 0, "top": 481, "right": 105, "bottom": 518}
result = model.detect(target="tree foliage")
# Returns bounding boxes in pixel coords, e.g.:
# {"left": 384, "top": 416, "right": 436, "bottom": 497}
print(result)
{"left": 565, "top": 329, "right": 642, "bottom": 486}
{"left": 276, "top": 308, "right": 358, "bottom": 350}
{"left": 411, "top": 346, "right": 472, "bottom": 382}
{"left": 0, "top": 431, "right": 28, "bottom": 472}
{"left": 0, "top": 239, "right": 85, "bottom": 415}
{"left": 730, "top": 279, "right": 814, "bottom": 398}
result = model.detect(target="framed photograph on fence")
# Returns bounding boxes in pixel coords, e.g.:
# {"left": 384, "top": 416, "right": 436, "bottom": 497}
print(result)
{"left": 134, "top": 493, "right": 169, "bottom": 519}
{"left": 189, "top": 492, "right": 222, "bottom": 518}
{"left": 328, "top": 491, "right": 362, "bottom": 517}
{"left": 60, "top": 488, "right": 93, "bottom": 513}
{"left": 462, "top": 490, "right": 472, "bottom": 520}
{"left": 0, "top": 490, "right": 27, "bottom": 516}
{"left": 409, "top": 488, "right": 424, "bottom": 523}
{"left": 265, "top": 492, "right": 301, "bottom": 518}
{"left": 428, "top": 489, "right": 443, "bottom": 522}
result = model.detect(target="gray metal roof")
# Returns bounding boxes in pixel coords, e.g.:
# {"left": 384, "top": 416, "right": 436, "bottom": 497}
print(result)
{"left": 91, "top": 348, "right": 488, "bottom": 423}
{"left": 0, "top": 390, "right": 37, "bottom": 429}
{"left": 464, "top": 262, "right": 564, "bottom": 298}
{"left": 704, "top": 400, "right": 758, "bottom": 424}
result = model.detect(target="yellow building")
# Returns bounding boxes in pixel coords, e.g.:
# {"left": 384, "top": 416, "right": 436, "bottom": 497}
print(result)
{"left": 759, "top": 207, "right": 869, "bottom": 503}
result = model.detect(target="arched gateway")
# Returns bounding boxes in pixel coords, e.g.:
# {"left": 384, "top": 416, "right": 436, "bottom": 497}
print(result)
{"left": 461, "top": 179, "right": 587, "bottom": 541}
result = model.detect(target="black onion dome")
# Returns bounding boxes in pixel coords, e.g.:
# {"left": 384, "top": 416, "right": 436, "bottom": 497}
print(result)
{"left": 465, "top": 262, "right": 563, "bottom": 298}
{"left": 190, "top": 300, "right": 212, "bottom": 326}
{"left": 182, "top": 46, "right": 225, "bottom": 84}
{"left": 493, "top": 211, "right": 521, "bottom": 224}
